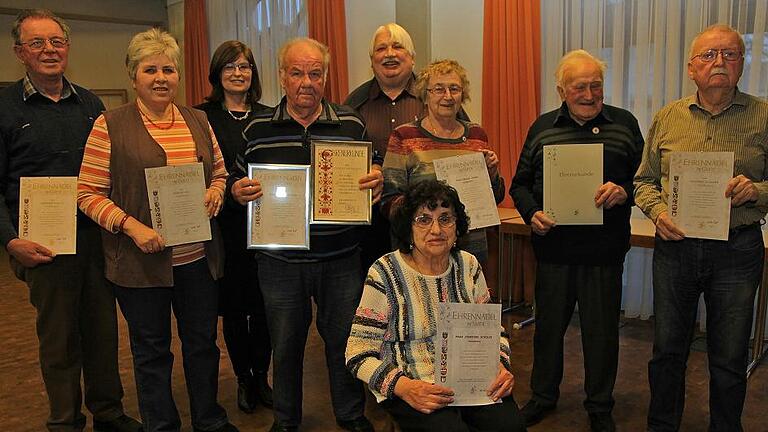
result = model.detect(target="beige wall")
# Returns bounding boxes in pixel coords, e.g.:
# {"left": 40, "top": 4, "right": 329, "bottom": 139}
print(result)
{"left": 0, "top": 1, "right": 168, "bottom": 105}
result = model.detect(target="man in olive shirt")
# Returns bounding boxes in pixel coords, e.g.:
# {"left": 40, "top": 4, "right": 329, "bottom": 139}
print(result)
{"left": 634, "top": 24, "right": 768, "bottom": 432}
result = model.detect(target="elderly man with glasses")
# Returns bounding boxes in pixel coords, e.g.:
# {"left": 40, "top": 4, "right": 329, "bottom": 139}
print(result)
{"left": 634, "top": 24, "right": 768, "bottom": 432}
{"left": 0, "top": 9, "right": 140, "bottom": 432}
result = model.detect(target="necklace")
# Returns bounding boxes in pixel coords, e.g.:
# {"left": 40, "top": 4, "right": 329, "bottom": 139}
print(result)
{"left": 137, "top": 104, "right": 175, "bottom": 130}
{"left": 426, "top": 116, "right": 461, "bottom": 139}
{"left": 227, "top": 108, "right": 250, "bottom": 121}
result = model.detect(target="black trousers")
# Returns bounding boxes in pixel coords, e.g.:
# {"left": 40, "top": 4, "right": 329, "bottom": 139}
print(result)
{"left": 529, "top": 262, "right": 623, "bottom": 413}
{"left": 382, "top": 395, "right": 526, "bottom": 432}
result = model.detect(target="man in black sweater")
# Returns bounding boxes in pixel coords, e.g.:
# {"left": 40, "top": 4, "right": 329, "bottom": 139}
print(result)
{"left": 509, "top": 50, "right": 644, "bottom": 432}
{"left": 0, "top": 9, "right": 140, "bottom": 432}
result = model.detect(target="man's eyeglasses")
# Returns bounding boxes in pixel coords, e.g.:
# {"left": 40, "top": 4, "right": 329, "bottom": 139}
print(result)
{"left": 17, "top": 37, "right": 69, "bottom": 51}
{"left": 427, "top": 85, "right": 463, "bottom": 96}
{"left": 413, "top": 214, "right": 457, "bottom": 229}
{"left": 691, "top": 49, "right": 742, "bottom": 63}
{"left": 222, "top": 62, "right": 253, "bottom": 74}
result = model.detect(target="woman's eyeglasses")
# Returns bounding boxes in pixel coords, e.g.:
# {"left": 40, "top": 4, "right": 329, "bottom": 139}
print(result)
{"left": 222, "top": 62, "right": 253, "bottom": 74}
{"left": 413, "top": 214, "right": 457, "bottom": 229}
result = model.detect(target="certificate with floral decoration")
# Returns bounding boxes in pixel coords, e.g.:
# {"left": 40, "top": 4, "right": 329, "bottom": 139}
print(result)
{"left": 311, "top": 140, "right": 372, "bottom": 225}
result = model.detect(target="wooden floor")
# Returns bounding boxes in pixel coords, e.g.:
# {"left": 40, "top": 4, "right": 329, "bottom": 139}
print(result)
{"left": 0, "top": 250, "right": 765, "bottom": 431}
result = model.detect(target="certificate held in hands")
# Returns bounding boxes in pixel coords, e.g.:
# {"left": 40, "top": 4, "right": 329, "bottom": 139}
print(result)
{"left": 144, "top": 163, "right": 212, "bottom": 247}
{"left": 433, "top": 152, "right": 500, "bottom": 230}
{"left": 247, "top": 163, "right": 311, "bottom": 250}
{"left": 435, "top": 302, "right": 502, "bottom": 406}
{"left": 669, "top": 151, "right": 734, "bottom": 241}
{"left": 543, "top": 143, "right": 603, "bottom": 225}
{"left": 19, "top": 176, "right": 78, "bottom": 254}
{"left": 311, "top": 140, "right": 372, "bottom": 225}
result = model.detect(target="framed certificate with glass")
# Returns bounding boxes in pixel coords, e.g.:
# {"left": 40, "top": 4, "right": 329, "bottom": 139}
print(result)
{"left": 310, "top": 140, "right": 372, "bottom": 225}
{"left": 247, "top": 163, "right": 311, "bottom": 250}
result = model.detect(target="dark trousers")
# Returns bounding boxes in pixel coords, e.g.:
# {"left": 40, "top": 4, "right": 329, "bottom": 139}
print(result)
{"left": 530, "top": 262, "right": 623, "bottom": 413}
{"left": 648, "top": 227, "right": 763, "bottom": 432}
{"left": 11, "top": 223, "right": 125, "bottom": 431}
{"left": 255, "top": 252, "right": 366, "bottom": 427}
{"left": 381, "top": 395, "right": 527, "bottom": 432}
{"left": 219, "top": 230, "right": 271, "bottom": 379}
{"left": 114, "top": 259, "right": 228, "bottom": 432}
{"left": 359, "top": 208, "right": 392, "bottom": 277}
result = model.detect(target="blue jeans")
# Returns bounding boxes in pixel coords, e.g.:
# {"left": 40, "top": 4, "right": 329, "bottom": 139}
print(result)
{"left": 115, "top": 258, "right": 228, "bottom": 432}
{"left": 648, "top": 226, "right": 763, "bottom": 432}
{"left": 255, "top": 252, "right": 366, "bottom": 427}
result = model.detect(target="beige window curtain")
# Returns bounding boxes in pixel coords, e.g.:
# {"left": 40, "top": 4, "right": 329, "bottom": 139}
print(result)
{"left": 541, "top": 0, "right": 768, "bottom": 331}
{"left": 206, "top": 0, "right": 308, "bottom": 106}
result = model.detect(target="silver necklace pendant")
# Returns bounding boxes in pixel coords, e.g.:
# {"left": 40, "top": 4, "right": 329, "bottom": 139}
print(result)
{"left": 227, "top": 108, "right": 250, "bottom": 121}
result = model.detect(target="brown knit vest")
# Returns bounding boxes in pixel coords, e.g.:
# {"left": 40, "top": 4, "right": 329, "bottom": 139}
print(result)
{"left": 101, "top": 102, "right": 223, "bottom": 287}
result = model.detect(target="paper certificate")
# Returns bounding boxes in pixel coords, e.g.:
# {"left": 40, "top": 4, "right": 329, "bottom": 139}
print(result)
{"left": 543, "top": 143, "right": 603, "bottom": 225}
{"left": 311, "top": 140, "right": 372, "bottom": 224}
{"left": 247, "top": 164, "right": 310, "bottom": 250}
{"left": 435, "top": 302, "right": 502, "bottom": 406}
{"left": 433, "top": 152, "right": 500, "bottom": 229}
{"left": 18, "top": 176, "right": 78, "bottom": 254}
{"left": 669, "top": 151, "right": 734, "bottom": 241}
{"left": 144, "top": 163, "right": 212, "bottom": 247}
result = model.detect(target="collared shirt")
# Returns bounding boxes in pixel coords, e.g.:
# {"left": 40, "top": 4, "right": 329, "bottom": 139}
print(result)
{"left": 634, "top": 89, "right": 768, "bottom": 228}
{"left": 22, "top": 74, "right": 76, "bottom": 101}
{"left": 346, "top": 76, "right": 423, "bottom": 157}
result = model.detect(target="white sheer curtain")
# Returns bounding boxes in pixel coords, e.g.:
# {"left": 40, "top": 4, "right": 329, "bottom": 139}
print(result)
{"left": 206, "top": 0, "right": 308, "bottom": 106}
{"left": 541, "top": 0, "right": 768, "bottom": 328}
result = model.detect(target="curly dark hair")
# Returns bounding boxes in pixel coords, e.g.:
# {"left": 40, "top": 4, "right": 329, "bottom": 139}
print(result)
{"left": 391, "top": 180, "right": 470, "bottom": 254}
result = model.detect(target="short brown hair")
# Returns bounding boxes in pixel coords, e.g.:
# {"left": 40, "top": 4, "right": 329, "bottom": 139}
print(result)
{"left": 12, "top": 9, "right": 70, "bottom": 45}
{"left": 415, "top": 59, "right": 471, "bottom": 104}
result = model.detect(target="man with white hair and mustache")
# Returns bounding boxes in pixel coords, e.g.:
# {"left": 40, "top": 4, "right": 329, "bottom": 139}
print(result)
{"left": 635, "top": 24, "right": 768, "bottom": 432}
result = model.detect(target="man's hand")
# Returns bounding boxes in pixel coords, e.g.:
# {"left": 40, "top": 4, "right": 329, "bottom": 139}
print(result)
{"left": 481, "top": 149, "right": 500, "bottom": 179}
{"left": 7, "top": 238, "right": 55, "bottom": 268}
{"left": 122, "top": 217, "right": 166, "bottom": 254}
{"left": 232, "top": 177, "right": 263, "bottom": 205}
{"left": 594, "top": 182, "right": 627, "bottom": 209}
{"left": 726, "top": 174, "right": 759, "bottom": 207}
{"left": 204, "top": 188, "right": 224, "bottom": 218}
{"left": 359, "top": 165, "right": 384, "bottom": 204}
{"left": 486, "top": 363, "right": 515, "bottom": 401}
{"left": 655, "top": 211, "right": 685, "bottom": 241}
{"left": 531, "top": 210, "right": 556, "bottom": 235}
{"left": 393, "top": 376, "right": 454, "bottom": 414}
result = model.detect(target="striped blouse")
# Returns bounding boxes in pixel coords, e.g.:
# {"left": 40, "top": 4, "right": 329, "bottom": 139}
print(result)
{"left": 345, "top": 250, "right": 512, "bottom": 402}
{"left": 78, "top": 103, "right": 227, "bottom": 266}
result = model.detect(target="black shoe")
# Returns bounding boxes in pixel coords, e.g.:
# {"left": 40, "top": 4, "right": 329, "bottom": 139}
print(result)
{"left": 520, "top": 400, "right": 555, "bottom": 426}
{"left": 193, "top": 423, "right": 239, "bottom": 432}
{"left": 589, "top": 412, "right": 616, "bottom": 432}
{"left": 237, "top": 376, "right": 257, "bottom": 414}
{"left": 93, "top": 414, "right": 143, "bottom": 432}
{"left": 254, "top": 372, "right": 274, "bottom": 409}
{"left": 336, "top": 416, "right": 374, "bottom": 432}
{"left": 269, "top": 421, "right": 298, "bottom": 432}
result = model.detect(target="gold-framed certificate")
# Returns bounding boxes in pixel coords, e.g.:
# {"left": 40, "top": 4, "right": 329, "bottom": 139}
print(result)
{"left": 669, "top": 151, "right": 734, "bottom": 240}
{"left": 18, "top": 176, "right": 78, "bottom": 254}
{"left": 435, "top": 302, "right": 502, "bottom": 406}
{"left": 247, "top": 163, "right": 310, "bottom": 250}
{"left": 433, "top": 152, "right": 501, "bottom": 229}
{"left": 144, "top": 163, "right": 212, "bottom": 246}
{"left": 310, "top": 140, "right": 372, "bottom": 225}
{"left": 543, "top": 143, "right": 603, "bottom": 225}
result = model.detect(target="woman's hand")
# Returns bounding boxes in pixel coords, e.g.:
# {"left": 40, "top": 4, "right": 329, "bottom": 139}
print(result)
{"left": 481, "top": 149, "right": 500, "bottom": 179}
{"left": 359, "top": 164, "right": 384, "bottom": 204}
{"left": 393, "top": 376, "right": 454, "bottom": 414}
{"left": 486, "top": 363, "right": 515, "bottom": 401}
{"left": 204, "top": 187, "right": 223, "bottom": 218}
{"left": 122, "top": 216, "right": 166, "bottom": 254}
{"left": 231, "top": 177, "right": 263, "bottom": 205}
